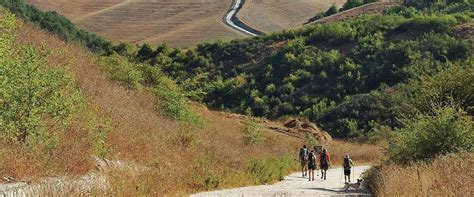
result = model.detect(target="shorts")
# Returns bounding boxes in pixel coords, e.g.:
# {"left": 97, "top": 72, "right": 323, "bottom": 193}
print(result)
{"left": 320, "top": 164, "right": 329, "bottom": 170}
{"left": 308, "top": 163, "right": 316, "bottom": 170}
{"left": 300, "top": 160, "right": 308, "bottom": 167}
{"left": 344, "top": 169, "right": 351, "bottom": 176}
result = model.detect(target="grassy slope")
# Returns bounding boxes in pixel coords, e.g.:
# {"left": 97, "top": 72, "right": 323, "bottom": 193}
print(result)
{"left": 365, "top": 153, "right": 473, "bottom": 196}
{"left": 1, "top": 13, "right": 382, "bottom": 195}
{"left": 237, "top": 0, "right": 346, "bottom": 32}
{"left": 25, "top": 0, "right": 245, "bottom": 47}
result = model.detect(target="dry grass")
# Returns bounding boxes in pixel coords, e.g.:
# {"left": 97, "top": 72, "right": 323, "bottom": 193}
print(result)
{"left": 25, "top": 0, "right": 245, "bottom": 47}
{"left": 2, "top": 18, "right": 383, "bottom": 195}
{"left": 322, "top": 140, "right": 383, "bottom": 166}
{"left": 309, "top": 1, "right": 399, "bottom": 25}
{"left": 237, "top": 0, "right": 346, "bottom": 33}
{"left": 365, "top": 153, "right": 473, "bottom": 196}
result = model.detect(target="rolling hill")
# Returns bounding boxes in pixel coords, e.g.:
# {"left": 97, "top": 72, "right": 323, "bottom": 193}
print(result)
{"left": 237, "top": 0, "right": 346, "bottom": 32}
{"left": 25, "top": 0, "right": 245, "bottom": 47}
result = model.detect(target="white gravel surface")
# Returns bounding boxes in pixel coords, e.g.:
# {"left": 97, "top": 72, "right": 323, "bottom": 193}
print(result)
{"left": 191, "top": 166, "right": 371, "bottom": 197}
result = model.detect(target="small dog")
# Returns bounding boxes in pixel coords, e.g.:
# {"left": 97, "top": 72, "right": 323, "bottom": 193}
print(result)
{"left": 344, "top": 179, "right": 363, "bottom": 192}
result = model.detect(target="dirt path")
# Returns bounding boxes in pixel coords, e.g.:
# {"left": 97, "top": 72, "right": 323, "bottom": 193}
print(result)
{"left": 192, "top": 166, "right": 371, "bottom": 197}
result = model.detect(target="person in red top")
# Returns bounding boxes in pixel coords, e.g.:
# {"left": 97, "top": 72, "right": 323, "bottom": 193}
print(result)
{"left": 319, "top": 149, "right": 331, "bottom": 180}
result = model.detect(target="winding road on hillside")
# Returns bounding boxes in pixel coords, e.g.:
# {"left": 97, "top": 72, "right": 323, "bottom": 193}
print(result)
{"left": 192, "top": 166, "right": 371, "bottom": 197}
{"left": 224, "top": 0, "right": 262, "bottom": 36}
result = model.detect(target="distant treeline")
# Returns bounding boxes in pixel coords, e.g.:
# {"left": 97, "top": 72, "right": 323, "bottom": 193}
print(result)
{"left": 4, "top": 0, "right": 473, "bottom": 141}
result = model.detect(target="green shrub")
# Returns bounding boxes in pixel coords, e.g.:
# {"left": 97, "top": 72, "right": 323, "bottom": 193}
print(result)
{"left": 399, "top": 15, "right": 457, "bottom": 32}
{"left": 308, "top": 23, "right": 356, "bottom": 45}
{"left": 325, "top": 4, "right": 339, "bottom": 17}
{"left": 243, "top": 116, "right": 265, "bottom": 145}
{"left": 389, "top": 107, "right": 473, "bottom": 163}
{"left": 247, "top": 156, "right": 296, "bottom": 184}
{"left": 99, "top": 54, "right": 144, "bottom": 89}
{"left": 153, "top": 74, "right": 202, "bottom": 125}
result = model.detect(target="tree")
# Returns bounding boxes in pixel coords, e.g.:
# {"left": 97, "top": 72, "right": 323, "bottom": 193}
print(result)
{"left": 325, "top": 4, "right": 339, "bottom": 17}
{"left": 137, "top": 43, "right": 154, "bottom": 61}
{"left": 1, "top": 12, "right": 81, "bottom": 143}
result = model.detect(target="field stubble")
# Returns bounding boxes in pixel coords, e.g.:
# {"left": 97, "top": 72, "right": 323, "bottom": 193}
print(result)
{"left": 25, "top": 0, "right": 245, "bottom": 47}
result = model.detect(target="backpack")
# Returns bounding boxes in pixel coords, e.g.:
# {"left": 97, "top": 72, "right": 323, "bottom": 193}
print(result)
{"left": 308, "top": 153, "right": 316, "bottom": 165}
{"left": 321, "top": 153, "right": 329, "bottom": 165}
{"left": 343, "top": 158, "right": 351, "bottom": 169}
{"left": 299, "top": 148, "right": 308, "bottom": 160}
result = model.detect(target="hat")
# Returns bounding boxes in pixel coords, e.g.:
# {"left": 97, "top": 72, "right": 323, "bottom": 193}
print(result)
{"left": 344, "top": 155, "right": 349, "bottom": 159}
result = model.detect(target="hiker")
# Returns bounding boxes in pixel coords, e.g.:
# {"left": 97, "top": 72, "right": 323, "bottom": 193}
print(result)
{"left": 307, "top": 150, "right": 317, "bottom": 181}
{"left": 313, "top": 145, "right": 322, "bottom": 177}
{"left": 343, "top": 155, "right": 354, "bottom": 183}
{"left": 319, "top": 149, "right": 331, "bottom": 180}
{"left": 299, "top": 145, "right": 309, "bottom": 177}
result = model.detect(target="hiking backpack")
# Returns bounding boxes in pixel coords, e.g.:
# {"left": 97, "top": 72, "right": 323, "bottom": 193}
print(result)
{"left": 321, "top": 153, "right": 329, "bottom": 165}
{"left": 343, "top": 158, "right": 351, "bottom": 169}
{"left": 308, "top": 153, "right": 315, "bottom": 165}
{"left": 299, "top": 148, "right": 308, "bottom": 160}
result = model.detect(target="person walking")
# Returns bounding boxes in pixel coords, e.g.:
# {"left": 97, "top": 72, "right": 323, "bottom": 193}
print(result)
{"left": 319, "top": 149, "right": 331, "bottom": 180}
{"left": 299, "top": 145, "right": 309, "bottom": 177}
{"left": 343, "top": 155, "right": 354, "bottom": 183}
{"left": 307, "top": 150, "right": 317, "bottom": 181}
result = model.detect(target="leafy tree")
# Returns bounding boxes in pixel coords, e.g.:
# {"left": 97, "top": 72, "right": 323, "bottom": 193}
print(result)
{"left": 1, "top": 12, "right": 81, "bottom": 143}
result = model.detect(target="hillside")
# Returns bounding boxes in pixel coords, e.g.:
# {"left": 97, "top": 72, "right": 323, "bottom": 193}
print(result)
{"left": 126, "top": 1, "right": 473, "bottom": 140}
{"left": 0, "top": 8, "right": 382, "bottom": 196}
{"left": 25, "top": 0, "right": 245, "bottom": 47}
{"left": 1, "top": 0, "right": 473, "bottom": 196}
{"left": 237, "top": 0, "right": 346, "bottom": 32}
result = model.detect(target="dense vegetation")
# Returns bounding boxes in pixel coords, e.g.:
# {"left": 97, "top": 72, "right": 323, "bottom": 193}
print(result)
{"left": 2, "top": 0, "right": 472, "bottom": 141}
{"left": 128, "top": 1, "right": 472, "bottom": 139}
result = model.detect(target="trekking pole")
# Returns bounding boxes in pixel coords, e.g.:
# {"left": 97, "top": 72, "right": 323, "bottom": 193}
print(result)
{"left": 340, "top": 167, "right": 343, "bottom": 183}
{"left": 353, "top": 165, "right": 356, "bottom": 181}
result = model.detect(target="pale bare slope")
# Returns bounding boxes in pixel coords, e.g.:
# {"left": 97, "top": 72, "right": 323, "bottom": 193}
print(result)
{"left": 192, "top": 166, "right": 371, "bottom": 196}
{"left": 25, "top": 0, "right": 245, "bottom": 47}
{"left": 237, "top": 0, "right": 346, "bottom": 33}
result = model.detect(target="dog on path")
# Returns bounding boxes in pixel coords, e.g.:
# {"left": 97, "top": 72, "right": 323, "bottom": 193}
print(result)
{"left": 344, "top": 179, "right": 363, "bottom": 192}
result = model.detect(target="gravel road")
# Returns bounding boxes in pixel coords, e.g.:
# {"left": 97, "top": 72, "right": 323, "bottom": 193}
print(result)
{"left": 192, "top": 166, "right": 371, "bottom": 197}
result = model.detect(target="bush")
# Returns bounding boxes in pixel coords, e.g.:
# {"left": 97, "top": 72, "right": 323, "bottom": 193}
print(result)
{"left": 389, "top": 107, "right": 473, "bottom": 163}
{"left": 99, "top": 55, "right": 144, "bottom": 89}
{"left": 399, "top": 15, "right": 458, "bottom": 32}
{"left": 308, "top": 23, "right": 356, "bottom": 45}
{"left": 247, "top": 156, "right": 296, "bottom": 184}
{"left": 325, "top": 4, "right": 339, "bottom": 17}
{"left": 153, "top": 74, "right": 202, "bottom": 125}
{"left": 243, "top": 116, "right": 265, "bottom": 145}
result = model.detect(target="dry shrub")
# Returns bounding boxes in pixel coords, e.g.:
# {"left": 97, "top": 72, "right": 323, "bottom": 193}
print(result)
{"left": 323, "top": 140, "right": 383, "bottom": 166}
{"left": 365, "top": 152, "right": 474, "bottom": 196}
